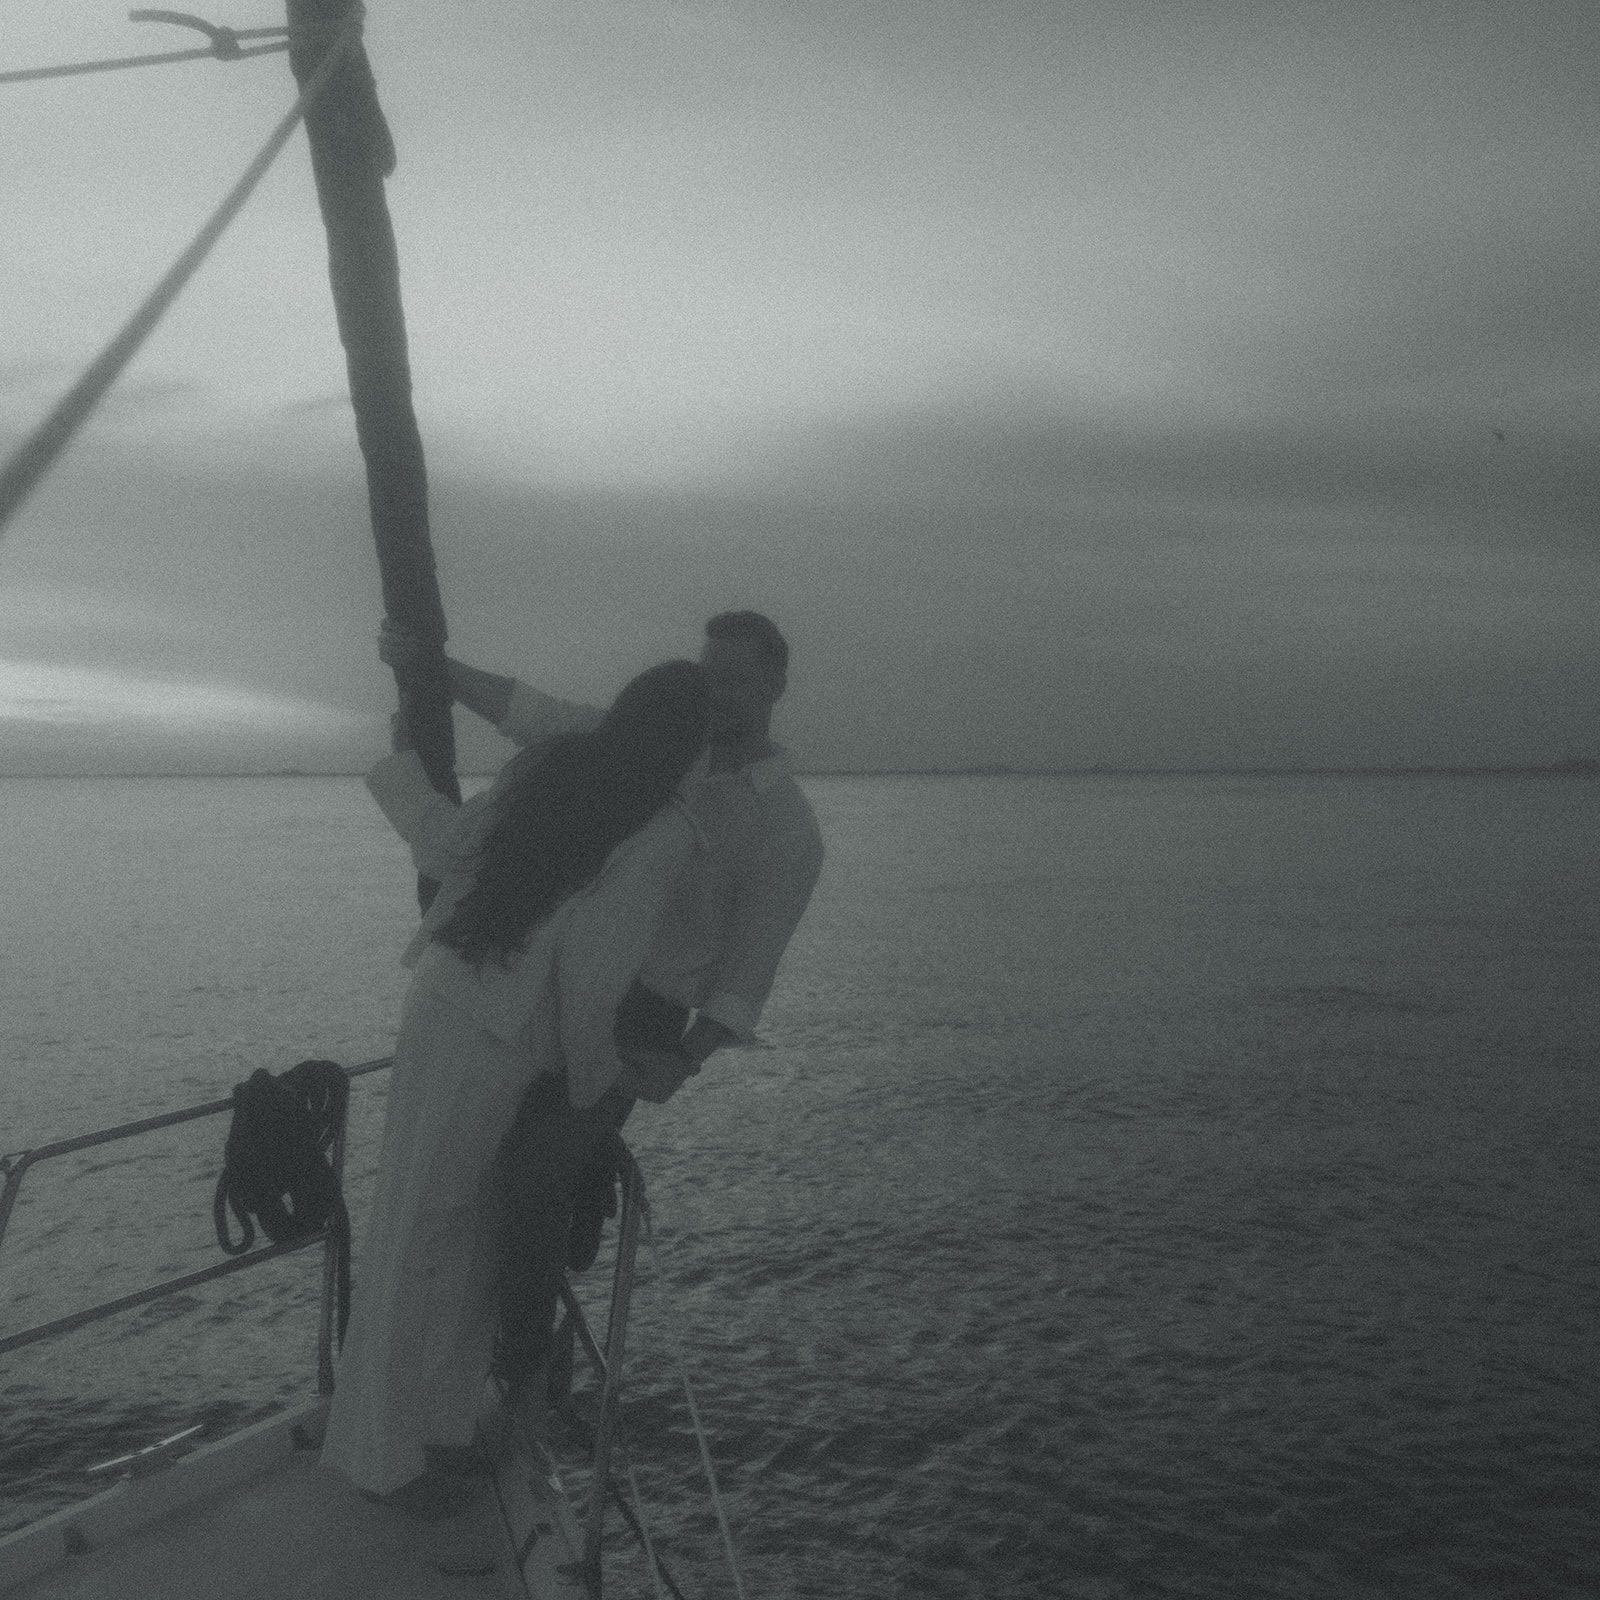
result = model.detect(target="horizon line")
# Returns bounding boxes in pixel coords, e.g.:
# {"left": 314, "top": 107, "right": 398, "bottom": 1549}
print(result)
{"left": 2, "top": 759, "right": 1597, "bottom": 781}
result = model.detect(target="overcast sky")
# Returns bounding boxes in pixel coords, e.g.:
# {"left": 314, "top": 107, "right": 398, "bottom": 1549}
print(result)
{"left": 2, "top": 0, "right": 1596, "bottom": 773}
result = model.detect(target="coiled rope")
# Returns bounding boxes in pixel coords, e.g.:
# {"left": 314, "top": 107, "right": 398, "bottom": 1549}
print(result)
{"left": 0, "top": 6, "right": 365, "bottom": 540}
{"left": 0, "top": 12, "right": 289, "bottom": 86}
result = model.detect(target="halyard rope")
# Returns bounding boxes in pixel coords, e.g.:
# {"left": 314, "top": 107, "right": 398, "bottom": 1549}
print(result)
{"left": 0, "top": 7, "right": 364, "bottom": 539}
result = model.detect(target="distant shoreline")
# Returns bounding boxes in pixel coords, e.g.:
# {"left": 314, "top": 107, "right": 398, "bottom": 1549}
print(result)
{"left": 803, "top": 759, "right": 1600, "bottom": 779}
{"left": 4, "top": 761, "right": 1597, "bottom": 781}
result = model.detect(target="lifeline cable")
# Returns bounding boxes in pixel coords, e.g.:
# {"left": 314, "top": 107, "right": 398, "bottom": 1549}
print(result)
{"left": 0, "top": 7, "right": 363, "bottom": 540}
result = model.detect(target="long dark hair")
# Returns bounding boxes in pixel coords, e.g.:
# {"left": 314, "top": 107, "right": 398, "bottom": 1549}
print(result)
{"left": 432, "top": 660, "right": 708, "bottom": 969}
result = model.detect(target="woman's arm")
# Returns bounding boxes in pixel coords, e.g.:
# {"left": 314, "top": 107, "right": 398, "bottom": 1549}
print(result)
{"left": 553, "top": 809, "right": 699, "bottom": 1109}
{"left": 447, "top": 658, "right": 514, "bottom": 727}
{"left": 365, "top": 748, "right": 468, "bottom": 882}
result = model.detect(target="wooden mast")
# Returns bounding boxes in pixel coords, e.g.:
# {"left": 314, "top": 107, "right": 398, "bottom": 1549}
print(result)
{"left": 285, "top": 0, "right": 458, "bottom": 898}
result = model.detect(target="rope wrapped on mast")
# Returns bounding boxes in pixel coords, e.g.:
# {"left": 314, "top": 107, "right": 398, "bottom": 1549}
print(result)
{"left": 286, "top": 0, "right": 460, "bottom": 897}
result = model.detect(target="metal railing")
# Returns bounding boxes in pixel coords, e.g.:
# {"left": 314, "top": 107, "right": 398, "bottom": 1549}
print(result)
{"left": 0, "top": 1056, "right": 393, "bottom": 1393}
{"left": 577, "top": 1145, "right": 645, "bottom": 1595}
{"left": 2, "top": 1059, "right": 655, "bottom": 1597}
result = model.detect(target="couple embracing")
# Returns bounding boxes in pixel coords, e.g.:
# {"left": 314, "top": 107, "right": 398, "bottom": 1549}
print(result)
{"left": 319, "top": 611, "right": 823, "bottom": 1516}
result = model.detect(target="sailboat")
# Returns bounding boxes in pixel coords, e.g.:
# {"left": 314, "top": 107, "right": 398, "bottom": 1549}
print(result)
{"left": 1, "top": 1092, "right": 670, "bottom": 1598}
{"left": 0, "top": 7, "right": 738, "bottom": 1595}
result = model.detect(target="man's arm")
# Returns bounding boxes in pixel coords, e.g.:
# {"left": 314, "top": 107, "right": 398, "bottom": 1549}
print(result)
{"left": 446, "top": 658, "right": 513, "bottom": 727}
{"left": 690, "top": 818, "right": 824, "bottom": 1054}
{"left": 379, "top": 624, "right": 601, "bottom": 745}
{"left": 379, "top": 622, "right": 512, "bottom": 726}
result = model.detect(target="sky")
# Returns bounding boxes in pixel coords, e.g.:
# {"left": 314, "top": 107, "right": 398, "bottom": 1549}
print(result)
{"left": 1, "top": 0, "right": 1597, "bottom": 774}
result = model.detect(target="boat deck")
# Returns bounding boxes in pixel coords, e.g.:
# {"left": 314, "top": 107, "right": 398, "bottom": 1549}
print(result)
{"left": 0, "top": 1402, "right": 528, "bottom": 1599}
{"left": 0, "top": 1088, "right": 634, "bottom": 1600}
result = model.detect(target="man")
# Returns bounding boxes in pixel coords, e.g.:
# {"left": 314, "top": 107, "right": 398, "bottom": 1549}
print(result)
{"left": 379, "top": 610, "right": 824, "bottom": 1406}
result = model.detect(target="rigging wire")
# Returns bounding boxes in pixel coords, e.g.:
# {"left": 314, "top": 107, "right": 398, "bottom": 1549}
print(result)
{"left": 0, "top": 41, "right": 287, "bottom": 85}
{"left": 0, "top": 8, "right": 365, "bottom": 541}
{"left": 128, "top": 7, "right": 284, "bottom": 46}
{"left": 640, "top": 1201, "right": 753, "bottom": 1600}
{"left": 556, "top": 1346, "right": 697, "bottom": 1599}
{"left": 625, "top": 1453, "right": 673, "bottom": 1600}
{"left": 0, "top": 12, "right": 290, "bottom": 86}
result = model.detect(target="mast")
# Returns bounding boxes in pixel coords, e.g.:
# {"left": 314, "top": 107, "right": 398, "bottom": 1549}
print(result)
{"left": 285, "top": 0, "right": 459, "bottom": 897}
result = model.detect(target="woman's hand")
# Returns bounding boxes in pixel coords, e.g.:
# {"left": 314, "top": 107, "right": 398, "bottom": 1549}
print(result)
{"left": 616, "top": 1047, "right": 699, "bottom": 1104}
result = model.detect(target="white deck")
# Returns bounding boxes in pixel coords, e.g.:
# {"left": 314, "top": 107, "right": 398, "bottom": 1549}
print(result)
{"left": 0, "top": 1400, "right": 552, "bottom": 1599}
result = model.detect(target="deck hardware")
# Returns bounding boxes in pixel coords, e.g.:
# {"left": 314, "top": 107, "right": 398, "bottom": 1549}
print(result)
{"left": 84, "top": 1423, "right": 206, "bottom": 1480}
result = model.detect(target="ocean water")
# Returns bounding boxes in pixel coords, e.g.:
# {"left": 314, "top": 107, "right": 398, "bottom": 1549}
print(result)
{"left": 1, "top": 771, "right": 1598, "bottom": 1598}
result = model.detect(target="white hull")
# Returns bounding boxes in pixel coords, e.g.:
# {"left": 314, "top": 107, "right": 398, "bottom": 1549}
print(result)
{"left": 490, "top": 1416, "right": 588, "bottom": 1600}
{"left": 0, "top": 1394, "right": 595, "bottom": 1599}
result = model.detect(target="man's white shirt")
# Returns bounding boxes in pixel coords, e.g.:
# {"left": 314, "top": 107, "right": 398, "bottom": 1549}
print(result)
{"left": 498, "top": 679, "right": 824, "bottom": 1039}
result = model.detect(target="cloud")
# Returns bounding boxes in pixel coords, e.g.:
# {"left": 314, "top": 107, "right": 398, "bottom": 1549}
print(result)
{"left": 0, "top": 658, "right": 373, "bottom": 775}
{"left": 7, "top": 369, "right": 1599, "bottom": 777}
{"left": 0, "top": 362, "right": 63, "bottom": 394}
{"left": 5, "top": 0, "right": 1598, "bottom": 773}
{"left": 10, "top": 0, "right": 1597, "bottom": 510}
{"left": 0, "top": 659, "right": 354, "bottom": 731}
{"left": 277, "top": 393, "right": 353, "bottom": 418}
{"left": 416, "top": 428, "right": 1600, "bottom": 771}
{"left": 727, "top": 383, "right": 1600, "bottom": 558}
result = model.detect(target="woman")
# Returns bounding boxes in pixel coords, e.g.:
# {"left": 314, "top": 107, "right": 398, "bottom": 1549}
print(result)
{"left": 320, "top": 659, "right": 709, "bottom": 1514}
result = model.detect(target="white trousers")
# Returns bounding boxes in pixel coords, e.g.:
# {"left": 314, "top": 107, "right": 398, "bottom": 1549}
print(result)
{"left": 320, "top": 979, "right": 543, "bottom": 1495}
